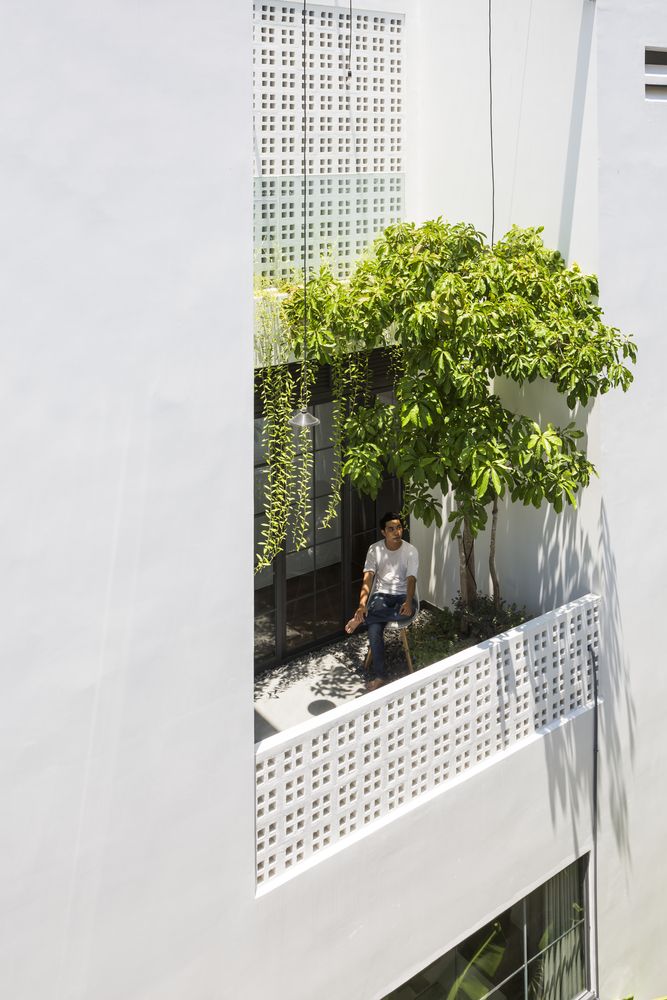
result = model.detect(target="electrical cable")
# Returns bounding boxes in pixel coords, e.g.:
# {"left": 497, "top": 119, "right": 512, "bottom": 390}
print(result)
{"left": 461, "top": 1, "right": 494, "bottom": 586}
{"left": 488, "top": 0, "right": 496, "bottom": 247}
{"left": 290, "top": 0, "right": 319, "bottom": 427}
{"left": 588, "top": 642, "right": 601, "bottom": 996}
{"left": 303, "top": 0, "right": 308, "bottom": 352}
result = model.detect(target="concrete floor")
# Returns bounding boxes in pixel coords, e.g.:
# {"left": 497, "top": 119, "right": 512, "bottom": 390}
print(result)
{"left": 253, "top": 627, "right": 415, "bottom": 742}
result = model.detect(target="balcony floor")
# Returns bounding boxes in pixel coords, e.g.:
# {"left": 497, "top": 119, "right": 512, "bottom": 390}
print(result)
{"left": 253, "top": 627, "right": 417, "bottom": 742}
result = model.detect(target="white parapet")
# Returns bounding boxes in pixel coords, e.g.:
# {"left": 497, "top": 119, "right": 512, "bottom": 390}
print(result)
{"left": 255, "top": 594, "right": 600, "bottom": 890}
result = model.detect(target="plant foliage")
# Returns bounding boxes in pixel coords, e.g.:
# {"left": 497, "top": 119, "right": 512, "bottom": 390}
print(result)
{"left": 255, "top": 221, "right": 637, "bottom": 590}
{"left": 410, "top": 595, "right": 527, "bottom": 670}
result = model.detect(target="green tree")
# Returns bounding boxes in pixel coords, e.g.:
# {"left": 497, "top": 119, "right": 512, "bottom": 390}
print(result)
{"left": 289, "top": 220, "right": 636, "bottom": 607}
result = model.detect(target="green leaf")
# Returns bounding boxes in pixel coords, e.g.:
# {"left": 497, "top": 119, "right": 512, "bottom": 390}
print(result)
{"left": 476, "top": 470, "right": 490, "bottom": 498}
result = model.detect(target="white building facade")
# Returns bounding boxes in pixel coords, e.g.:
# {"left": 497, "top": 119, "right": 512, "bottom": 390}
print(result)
{"left": 1, "top": 2, "right": 666, "bottom": 999}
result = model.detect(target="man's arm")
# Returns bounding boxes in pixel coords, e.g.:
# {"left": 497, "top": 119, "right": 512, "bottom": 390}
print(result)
{"left": 400, "top": 575, "right": 416, "bottom": 618}
{"left": 345, "top": 570, "right": 375, "bottom": 634}
{"left": 356, "top": 570, "right": 375, "bottom": 619}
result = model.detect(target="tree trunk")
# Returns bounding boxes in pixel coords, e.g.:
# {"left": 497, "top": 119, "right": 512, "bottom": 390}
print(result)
{"left": 457, "top": 518, "right": 477, "bottom": 608}
{"left": 489, "top": 496, "right": 501, "bottom": 611}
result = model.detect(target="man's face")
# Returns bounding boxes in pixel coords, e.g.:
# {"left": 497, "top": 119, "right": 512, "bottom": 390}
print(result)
{"left": 381, "top": 519, "right": 403, "bottom": 547}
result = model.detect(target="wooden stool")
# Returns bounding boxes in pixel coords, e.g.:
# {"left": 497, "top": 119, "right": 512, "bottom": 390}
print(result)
{"left": 364, "top": 619, "right": 416, "bottom": 674}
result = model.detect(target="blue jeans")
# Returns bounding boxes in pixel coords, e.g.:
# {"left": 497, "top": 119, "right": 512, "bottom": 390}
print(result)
{"left": 366, "top": 592, "right": 415, "bottom": 679}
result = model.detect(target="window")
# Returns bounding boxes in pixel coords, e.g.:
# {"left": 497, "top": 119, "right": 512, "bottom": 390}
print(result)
{"left": 383, "top": 858, "right": 589, "bottom": 1000}
{"left": 645, "top": 48, "right": 667, "bottom": 101}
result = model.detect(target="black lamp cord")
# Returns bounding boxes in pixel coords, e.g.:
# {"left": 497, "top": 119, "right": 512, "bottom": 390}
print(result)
{"left": 588, "top": 642, "right": 601, "bottom": 996}
{"left": 301, "top": 0, "right": 308, "bottom": 360}
{"left": 488, "top": 0, "right": 496, "bottom": 247}
{"left": 460, "top": 1, "right": 493, "bottom": 590}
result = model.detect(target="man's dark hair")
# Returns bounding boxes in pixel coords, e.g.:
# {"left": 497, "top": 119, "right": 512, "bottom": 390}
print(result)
{"left": 380, "top": 511, "right": 403, "bottom": 530}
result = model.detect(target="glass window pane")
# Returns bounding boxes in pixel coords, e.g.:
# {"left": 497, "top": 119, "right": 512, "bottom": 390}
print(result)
{"left": 317, "top": 555, "right": 341, "bottom": 598}
{"left": 414, "top": 949, "right": 457, "bottom": 998}
{"left": 481, "top": 970, "right": 525, "bottom": 1000}
{"left": 352, "top": 491, "right": 376, "bottom": 534}
{"left": 454, "top": 904, "right": 524, "bottom": 998}
{"left": 313, "top": 584, "right": 342, "bottom": 639}
{"left": 286, "top": 595, "right": 315, "bottom": 650}
{"left": 352, "top": 530, "right": 377, "bottom": 580}
{"left": 314, "top": 447, "right": 334, "bottom": 497}
{"left": 254, "top": 466, "right": 269, "bottom": 516}
{"left": 254, "top": 609, "right": 275, "bottom": 663}
{"left": 315, "top": 495, "right": 341, "bottom": 541}
{"left": 254, "top": 417, "right": 267, "bottom": 466}
{"left": 527, "top": 860, "right": 586, "bottom": 958}
{"left": 377, "top": 477, "right": 402, "bottom": 518}
{"left": 527, "top": 926, "right": 586, "bottom": 1000}
{"left": 286, "top": 548, "right": 315, "bottom": 601}
{"left": 254, "top": 571, "right": 274, "bottom": 609}
{"left": 314, "top": 400, "right": 334, "bottom": 449}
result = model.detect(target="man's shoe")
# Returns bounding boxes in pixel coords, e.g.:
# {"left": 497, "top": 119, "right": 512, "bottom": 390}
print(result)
{"left": 366, "top": 678, "right": 386, "bottom": 692}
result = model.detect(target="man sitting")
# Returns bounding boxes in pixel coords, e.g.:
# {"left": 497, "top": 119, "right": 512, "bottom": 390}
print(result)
{"left": 345, "top": 511, "right": 418, "bottom": 691}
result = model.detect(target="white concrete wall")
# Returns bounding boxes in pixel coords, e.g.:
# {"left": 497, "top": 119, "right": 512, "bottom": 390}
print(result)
{"left": 0, "top": 3, "right": 255, "bottom": 998}
{"left": 593, "top": 3, "right": 667, "bottom": 997}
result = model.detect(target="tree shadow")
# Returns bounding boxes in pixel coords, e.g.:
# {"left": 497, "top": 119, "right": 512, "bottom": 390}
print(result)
{"left": 558, "top": 0, "right": 596, "bottom": 260}
{"left": 487, "top": 371, "right": 634, "bottom": 868}
{"left": 495, "top": 490, "right": 633, "bottom": 871}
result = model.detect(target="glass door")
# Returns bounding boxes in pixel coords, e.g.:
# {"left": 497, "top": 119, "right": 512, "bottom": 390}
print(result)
{"left": 254, "top": 386, "right": 402, "bottom": 672}
{"left": 285, "top": 401, "right": 343, "bottom": 650}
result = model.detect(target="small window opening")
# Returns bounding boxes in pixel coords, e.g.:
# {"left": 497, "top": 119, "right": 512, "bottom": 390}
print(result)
{"left": 645, "top": 48, "right": 667, "bottom": 100}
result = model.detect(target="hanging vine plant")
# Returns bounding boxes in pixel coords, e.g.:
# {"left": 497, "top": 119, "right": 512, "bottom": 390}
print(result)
{"left": 253, "top": 278, "right": 328, "bottom": 572}
{"left": 253, "top": 265, "right": 376, "bottom": 571}
{"left": 254, "top": 287, "right": 297, "bottom": 573}
{"left": 255, "top": 361, "right": 296, "bottom": 573}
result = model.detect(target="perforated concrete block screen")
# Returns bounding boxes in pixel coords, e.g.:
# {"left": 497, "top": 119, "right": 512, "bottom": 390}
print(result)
{"left": 253, "top": 1, "right": 405, "bottom": 279}
{"left": 255, "top": 597, "right": 599, "bottom": 888}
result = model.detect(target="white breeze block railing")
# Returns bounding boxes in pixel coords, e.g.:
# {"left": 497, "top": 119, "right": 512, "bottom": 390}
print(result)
{"left": 255, "top": 594, "right": 600, "bottom": 889}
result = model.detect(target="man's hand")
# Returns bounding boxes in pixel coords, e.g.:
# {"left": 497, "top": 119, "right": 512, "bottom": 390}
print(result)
{"left": 345, "top": 605, "right": 368, "bottom": 635}
{"left": 399, "top": 599, "right": 413, "bottom": 618}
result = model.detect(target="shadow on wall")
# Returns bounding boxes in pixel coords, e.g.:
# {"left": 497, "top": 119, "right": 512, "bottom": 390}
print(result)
{"left": 489, "top": 379, "right": 634, "bottom": 862}
{"left": 509, "top": 494, "right": 633, "bottom": 868}
{"left": 418, "top": 433, "right": 634, "bottom": 869}
{"left": 411, "top": 487, "right": 469, "bottom": 609}
{"left": 597, "top": 499, "right": 634, "bottom": 868}
{"left": 422, "top": 495, "right": 634, "bottom": 873}
{"left": 558, "top": 0, "right": 596, "bottom": 260}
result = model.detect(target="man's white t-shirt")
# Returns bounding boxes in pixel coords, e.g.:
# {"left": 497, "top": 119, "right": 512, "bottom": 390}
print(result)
{"left": 363, "top": 540, "right": 419, "bottom": 595}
